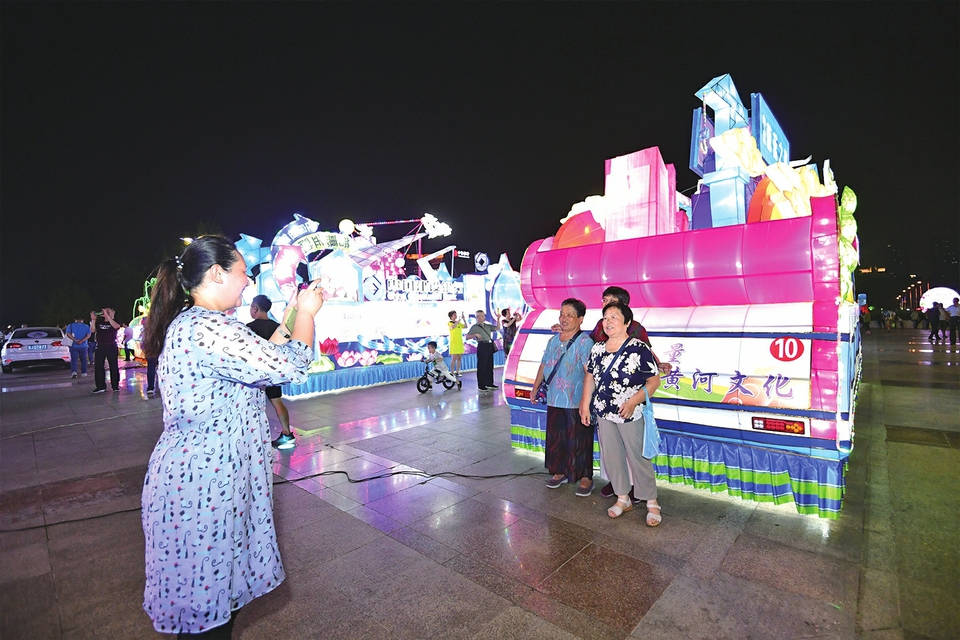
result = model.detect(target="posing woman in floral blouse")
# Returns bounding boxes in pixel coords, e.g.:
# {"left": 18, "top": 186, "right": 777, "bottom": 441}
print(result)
{"left": 139, "top": 235, "right": 324, "bottom": 637}
{"left": 580, "top": 300, "right": 663, "bottom": 526}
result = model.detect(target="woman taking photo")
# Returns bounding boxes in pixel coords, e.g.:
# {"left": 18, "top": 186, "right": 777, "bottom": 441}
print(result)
{"left": 139, "top": 235, "right": 324, "bottom": 638}
{"left": 580, "top": 300, "right": 663, "bottom": 526}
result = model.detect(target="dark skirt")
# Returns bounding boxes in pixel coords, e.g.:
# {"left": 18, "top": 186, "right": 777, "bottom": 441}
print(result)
{"left": 544, "top": 405, "right": 594, "bottom": 482}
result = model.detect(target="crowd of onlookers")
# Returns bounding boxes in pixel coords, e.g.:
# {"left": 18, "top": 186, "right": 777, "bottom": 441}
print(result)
{"left": 924, "top": 298, "right": 960, "bottom": 344}
{"left": 861, "top": 299, "right": 960, "bottom": 345}
{"left": 858, "top": 300, "right": 960, "bottom": 344}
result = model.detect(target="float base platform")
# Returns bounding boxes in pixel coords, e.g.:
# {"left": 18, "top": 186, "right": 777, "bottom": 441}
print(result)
{"left": 284, "top": 351, "right": 505, "bottom": 396}
{"left": 511, "top": 414, "right": 847, "bottom": 519}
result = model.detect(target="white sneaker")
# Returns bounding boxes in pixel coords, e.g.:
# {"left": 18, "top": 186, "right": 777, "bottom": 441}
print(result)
{"left": 71, "top": 372, "right": 78, "bottom": 379}
{"left": 81, "top": 373, "right": 88, "bottom": 377}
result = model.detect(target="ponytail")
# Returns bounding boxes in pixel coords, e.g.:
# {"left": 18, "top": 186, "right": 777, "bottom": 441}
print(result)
{"left": 141, "top": 235, "right": 239, "bottom": 358}
{"left": 141, "top": 259, "right": 190, "bottom": 358}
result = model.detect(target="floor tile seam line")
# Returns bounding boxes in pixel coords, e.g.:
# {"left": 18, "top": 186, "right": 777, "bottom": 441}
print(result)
{"left": 857, "top": 569, "right": 903, "bottom": 635}
{"left": 531, "top": 539, "right": 595, "bottom": 591}
{"left": 0, "top": 407, "right": 162, "bottom": 441}
{"left": 883, "top": 422, "right": 960, "bottom": 433}
{"left": 4, "top": 463, "right": 147, "bottom": 499}
{"left": 49, "top": 542, "right": 68, "bottom": 640}
{"left": 8, "top": 503, "right": 142, "bottom": 534}
{"left": 862, "top": 381, "right": 903, "bottom": 631}
{"left": 884, "top": 437, "right": 955, "bottom": 450}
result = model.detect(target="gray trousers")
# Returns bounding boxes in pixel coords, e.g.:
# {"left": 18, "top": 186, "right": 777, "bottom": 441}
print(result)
{"left": 597, "top": 415, "right": 657, "bottom": 501}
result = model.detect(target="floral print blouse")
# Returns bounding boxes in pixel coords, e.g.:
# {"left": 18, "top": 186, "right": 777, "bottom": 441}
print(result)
{"left": 586, "top": 338, "right": 658, "bottom": 424}
{"left": 540, "top": 332, "right": 593, "bottom": 409}
{"left": 142, "top": 306, "right": 312, "bottom": 634}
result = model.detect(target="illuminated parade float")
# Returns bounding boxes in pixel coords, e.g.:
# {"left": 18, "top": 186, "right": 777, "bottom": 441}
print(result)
{"left": 504, "top": 74, "right": 862, "bottom": 518}
{"left": 225, "top": 214, "right": 527, "bottom": 394}
{"left": 132, "top": 217, "right": 527, "bottom": 389}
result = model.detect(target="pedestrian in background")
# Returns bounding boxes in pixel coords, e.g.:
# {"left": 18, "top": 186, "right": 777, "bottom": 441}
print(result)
{"left": 447, "top": 310, "right": 466, "bottom": 378}
{"left": 140, "top": 315, "right": 158, "bottom": 396}
{"left": 86, "top": 329, "right": 97, "bottom": 367}
{"left": 946, "top": 297, "right": 960, "bottom": 345}
{"left": 500, "top": 308, "right": 521, "bottom": 354}
{"left": 247, "top": 295, "right": 296, "bottom": 449}
{"left": 122, "top": 323, "right": 135, "bottom": 361}
{"left": 937, "top": 303, "right": 950, "bottom": 341}
{"left": 90, "top": 308, "right": 120, "bottom": 393}
{"left": 927, "top": 303, "right": 942, "bottom": 343}
{"left": 465, "top": 310, "right": 499, "bottom": 391}
{"left": 65, "top": 314, "right": 90, "bottom": 378}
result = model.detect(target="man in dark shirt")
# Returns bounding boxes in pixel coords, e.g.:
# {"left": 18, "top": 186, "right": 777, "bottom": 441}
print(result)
{"left": 247, "top": 295, "right": 296, "bottom": 449}
{"left": 90, "top": 308, "right": 120, "bottom": 393}
{"left": 927, "top": 303, "right": 942, "bottom": 343}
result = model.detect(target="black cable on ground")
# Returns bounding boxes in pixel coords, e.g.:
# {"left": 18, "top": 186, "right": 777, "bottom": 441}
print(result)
{"left": 272, "top": 469, "right": 547, "bottom": 485}
{"left": 0, "top": 469, "right": 551, "bottom": 533}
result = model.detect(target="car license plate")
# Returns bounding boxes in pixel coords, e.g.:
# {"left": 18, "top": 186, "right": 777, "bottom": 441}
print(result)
{"left": 27, "top": 344, "right": 47, "bottom": 350}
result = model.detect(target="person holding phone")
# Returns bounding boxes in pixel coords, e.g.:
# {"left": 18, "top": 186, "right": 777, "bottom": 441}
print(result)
{"left": 139, "top": 235, "right": 324, "bottom": 637}
{"left": 447, "top": 310, "right": 466, "bottom": 378}
{"left": 90, "top": 307, "right": 121, "bottom": 393}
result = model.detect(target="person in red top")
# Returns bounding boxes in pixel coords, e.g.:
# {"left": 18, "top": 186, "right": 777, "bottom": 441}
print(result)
{"left": 590, "top": 287, "right": 651, "bottom": 343}
{"left": 555, "top": 286, "right": 668, "bottom": 372}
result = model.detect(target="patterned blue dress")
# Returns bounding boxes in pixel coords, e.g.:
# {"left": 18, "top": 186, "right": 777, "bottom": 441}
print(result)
{"left": 142, "top": 306, "right": 312, "bottom": 634}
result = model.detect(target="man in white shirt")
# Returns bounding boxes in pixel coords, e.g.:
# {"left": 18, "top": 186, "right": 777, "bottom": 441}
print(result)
{"left": 946, "top": 297, "right": 960, "bottom": 346}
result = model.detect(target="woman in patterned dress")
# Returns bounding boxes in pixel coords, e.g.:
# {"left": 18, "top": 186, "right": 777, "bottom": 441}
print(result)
{"left": 580, "top": 300, "right": 663, "bottom": 526}
{"left": 139, "top": 236, "right": 325, "bottom": 637}
{"left": 531, "top": 299, "right": 594, "bottom": 496}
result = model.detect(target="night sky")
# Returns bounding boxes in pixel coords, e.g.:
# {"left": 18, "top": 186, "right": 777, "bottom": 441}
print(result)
{"left": 2, "top": 2, "right": 957, "bottom": 325}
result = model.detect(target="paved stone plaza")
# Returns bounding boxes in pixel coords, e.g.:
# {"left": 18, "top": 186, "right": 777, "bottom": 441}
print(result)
{"left": 1, "top": 330, "right": 957, "bottom": 639}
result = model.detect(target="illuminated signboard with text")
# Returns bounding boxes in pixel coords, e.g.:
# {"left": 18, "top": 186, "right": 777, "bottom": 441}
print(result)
{"left": 750, "top": 93, "right": 790, "bottom": 165}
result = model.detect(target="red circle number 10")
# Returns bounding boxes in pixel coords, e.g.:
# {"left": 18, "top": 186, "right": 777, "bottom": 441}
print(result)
{"left": 770, "top": 337, "right": 804, "bottom": 362}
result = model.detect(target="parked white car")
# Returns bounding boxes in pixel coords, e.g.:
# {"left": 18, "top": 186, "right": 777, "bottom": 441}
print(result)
{"left": 1, "top": 327, "right": 71, "bottom": 373}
